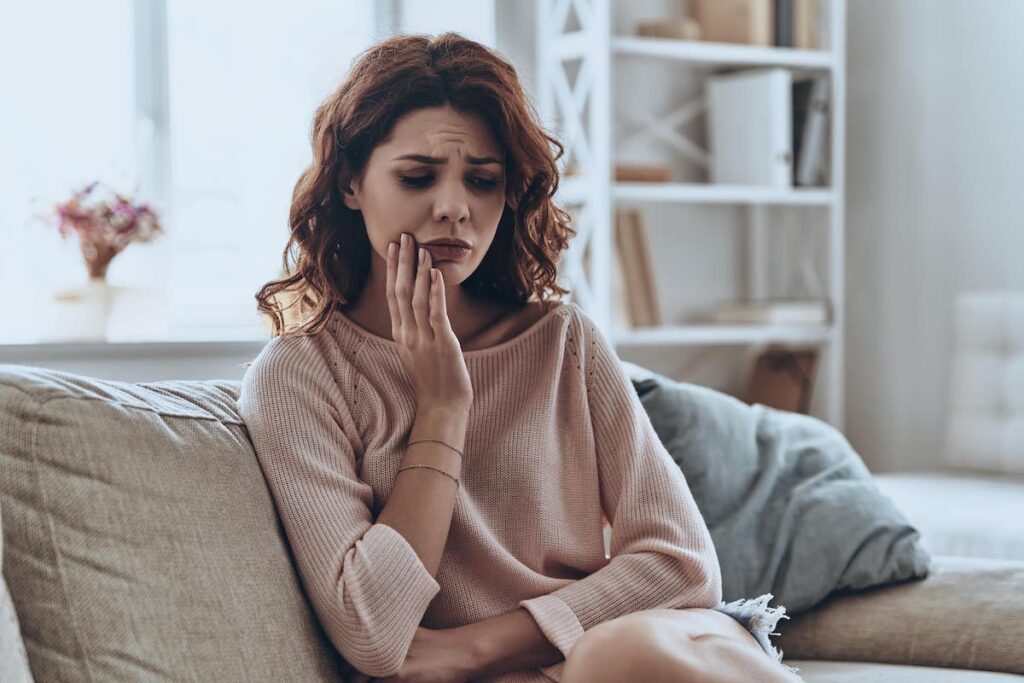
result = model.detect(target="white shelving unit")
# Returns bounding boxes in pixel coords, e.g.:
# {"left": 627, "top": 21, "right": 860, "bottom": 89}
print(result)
{"left": 535, "top": 0, "right": 846, "bottom": 428}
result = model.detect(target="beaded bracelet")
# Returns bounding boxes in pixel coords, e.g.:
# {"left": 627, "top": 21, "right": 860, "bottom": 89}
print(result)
{"left": 396, "top": 463, "right": 460, "bottom": 486}
{"left": 407, "top": 438, "right": 464, "bottom": 458}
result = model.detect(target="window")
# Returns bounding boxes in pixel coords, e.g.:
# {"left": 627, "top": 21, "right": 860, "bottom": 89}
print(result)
{"left": 2, "top": 1, "right": 495, "bottom": 344}
{"left": 1, "top": 1, "right": 138, "bottom": 343}
{"left": 161, "top": 1, "right": 375, "bottom": 340}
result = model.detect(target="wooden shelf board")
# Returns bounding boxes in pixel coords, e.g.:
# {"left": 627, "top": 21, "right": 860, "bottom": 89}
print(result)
{"left": 612, "top": 324, "right": 834, "bottom": 346}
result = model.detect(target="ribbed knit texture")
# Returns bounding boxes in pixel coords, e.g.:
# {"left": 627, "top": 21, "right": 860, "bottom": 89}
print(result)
{"left": 237, "top": 301, "right": 723, "bottom": 681}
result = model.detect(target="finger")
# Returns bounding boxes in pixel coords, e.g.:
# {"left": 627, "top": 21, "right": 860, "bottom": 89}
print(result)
{"left": 395, "top": 233, "right": 416, "bottom": 340}
{"left": 413, "top": 246, "right": 433, "bottom": 340}
{"left": 429, "top": 267, "right": 443, "bottom": 334}
{"left": 385, "top": 241, "right": 401, "bottom": 339}
{"left": 433, "top": 267, "right": 455, "bottom": 336}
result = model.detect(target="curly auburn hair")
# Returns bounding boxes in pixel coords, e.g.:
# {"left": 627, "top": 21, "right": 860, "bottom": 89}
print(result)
{"left": 255, "top": 31, "right": 577, "bottom": 340}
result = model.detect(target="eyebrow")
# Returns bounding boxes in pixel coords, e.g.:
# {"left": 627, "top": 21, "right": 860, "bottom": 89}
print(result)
{"left": 391, "top": 153, "right": 502, "bottom": 166}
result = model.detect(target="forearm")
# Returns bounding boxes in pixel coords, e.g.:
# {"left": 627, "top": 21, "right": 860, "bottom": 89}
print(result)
{"left": 453, "top": 607, "right": 564, "bottom": 678}
{"left": 376, "top": 407, "right": 467, "bottom": 578}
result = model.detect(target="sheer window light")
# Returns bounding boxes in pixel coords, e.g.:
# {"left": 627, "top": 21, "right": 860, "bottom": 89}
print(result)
{"left": 1, "top": 0, "right": 495, "bottom": 344}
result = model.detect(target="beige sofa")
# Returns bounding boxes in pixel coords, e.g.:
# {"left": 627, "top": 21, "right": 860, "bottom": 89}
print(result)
{"left": 1, "top": 363, "right": 1022, "bottom": 682}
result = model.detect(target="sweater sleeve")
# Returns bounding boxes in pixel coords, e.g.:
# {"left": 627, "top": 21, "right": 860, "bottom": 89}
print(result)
{"left": 237, "top": 335, "right": 441, "bottom": 677}
{"left": 517, "top": 309, "right": 723, "bottom": 661}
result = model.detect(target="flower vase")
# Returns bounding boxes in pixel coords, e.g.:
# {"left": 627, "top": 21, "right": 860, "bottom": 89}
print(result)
{"left": 44, "top": 276, "right": 115, "bottom": 342}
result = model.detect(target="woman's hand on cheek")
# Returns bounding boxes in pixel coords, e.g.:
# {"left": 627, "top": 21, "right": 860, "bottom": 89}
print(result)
{"left": 386, "top": 233, "right": 474, "bottom": 414}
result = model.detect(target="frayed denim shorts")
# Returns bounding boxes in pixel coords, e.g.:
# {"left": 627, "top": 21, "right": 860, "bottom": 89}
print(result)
{"left": 711, "top": 593, "right": 802, "bottom": 677}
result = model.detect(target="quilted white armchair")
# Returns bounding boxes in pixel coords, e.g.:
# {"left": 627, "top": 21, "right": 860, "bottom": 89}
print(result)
{"left": 873, "top": 290, "right": 1024, "bottom": 562}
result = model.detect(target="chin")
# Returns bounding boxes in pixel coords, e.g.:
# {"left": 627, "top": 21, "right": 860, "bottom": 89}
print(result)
{"left": 434, "top": 261, "right": 464, "bottom": 282}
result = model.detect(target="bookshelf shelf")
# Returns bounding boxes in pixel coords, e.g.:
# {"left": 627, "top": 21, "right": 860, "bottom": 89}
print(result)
{"left": 559, "top": 178, "right": 833, "bottom": 206}
{"left": 536, "top": 0, "right": 846, "bottom": 427}
{"left": 616, "top": 182, "right": 833, "bottom": 206}
{"left": 612, "top": 36, "right": 834, "bottom": 70}
{"left": 612, "top": 324, "right": 833, "bottom": 347}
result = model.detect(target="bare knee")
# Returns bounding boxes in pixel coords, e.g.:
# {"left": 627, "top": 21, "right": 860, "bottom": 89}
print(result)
{"left": 687, "top": 631, "right": 802, "bottom": 683}
{"left": 562, "top": 618, "right": 692, "bottom": 683}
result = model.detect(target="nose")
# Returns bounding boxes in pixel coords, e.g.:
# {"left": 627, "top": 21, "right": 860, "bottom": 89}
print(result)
{"left": 432, "top": 179, "right": 470, "bottom": 225}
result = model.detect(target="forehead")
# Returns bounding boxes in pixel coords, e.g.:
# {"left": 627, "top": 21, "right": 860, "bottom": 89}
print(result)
{"left": 380, "top": 105, "right": 500, "bottom": 155}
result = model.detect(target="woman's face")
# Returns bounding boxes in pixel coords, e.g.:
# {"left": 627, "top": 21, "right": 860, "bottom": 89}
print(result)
{"left": 342, "top": 104, "right": 507, "bottom": 287}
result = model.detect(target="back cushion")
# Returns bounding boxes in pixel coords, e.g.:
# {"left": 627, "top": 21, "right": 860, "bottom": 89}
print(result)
{"left": 0, "top": 364, "right": 345, "bottom": 682}
{"left": 945, "top": 292, "right": 1024, "bottom": 474}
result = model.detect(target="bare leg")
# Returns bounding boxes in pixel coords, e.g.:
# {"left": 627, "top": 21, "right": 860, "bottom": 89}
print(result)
{"left": 561, "top": 608, "right": 801, "bottom": 683}
{"left": 680, "top": 631, "right": 803, "bottom": 683}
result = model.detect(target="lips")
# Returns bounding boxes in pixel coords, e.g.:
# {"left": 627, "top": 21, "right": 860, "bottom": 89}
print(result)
{"left": 423, "top": 244, "right": 471, "bottom": 261}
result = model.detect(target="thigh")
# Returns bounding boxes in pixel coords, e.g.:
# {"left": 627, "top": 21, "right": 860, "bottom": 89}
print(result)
{"left": 562, "top": 607, "right": 765, "bottom": 683}
{"left": 593, "top": 607, "right": 759, "bottom": 643}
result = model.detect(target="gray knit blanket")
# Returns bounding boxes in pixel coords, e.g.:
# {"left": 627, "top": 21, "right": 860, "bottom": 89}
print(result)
{"left": 623, "top": 361, "right": 932, "bottom": 675}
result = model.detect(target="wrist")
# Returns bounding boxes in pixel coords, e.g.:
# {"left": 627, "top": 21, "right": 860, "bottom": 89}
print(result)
{"left": 412, "top": 408, "right": 469, "bottom": 448}
{"left": 444, "top": 623, "right": 491, "bottom": 677}
{"left": 417, "top": 405, "right": 470, "bottom": 424}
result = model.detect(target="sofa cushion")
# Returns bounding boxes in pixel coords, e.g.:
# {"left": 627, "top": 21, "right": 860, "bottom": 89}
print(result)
{"left": 784, "top": 659, "right": 1024, "bottom": 682}
{"left": 0, "top": 364, "right": 344, "bottom": 682}
{"left": 873, "top": 471, "right": 1024, "bottom": 562}
{"left": 0, "top": 504, "right": 34, "bottom": 682}
{"left": 777, "top": 555, "right": 1024, "bottom": 675}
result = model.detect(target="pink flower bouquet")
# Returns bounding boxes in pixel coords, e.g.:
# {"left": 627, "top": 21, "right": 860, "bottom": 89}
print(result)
{"left": 48, "top": 181, "right": 164, "bottom": 279}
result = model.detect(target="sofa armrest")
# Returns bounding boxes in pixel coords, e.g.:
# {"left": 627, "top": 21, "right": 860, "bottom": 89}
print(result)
{"left": 776, "top": 555, "right": 1024, "bottom": 675}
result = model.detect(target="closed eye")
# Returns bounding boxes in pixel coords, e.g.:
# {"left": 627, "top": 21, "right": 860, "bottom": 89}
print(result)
{"left": 398, "top": 175, "right": 500, "bottom": 191}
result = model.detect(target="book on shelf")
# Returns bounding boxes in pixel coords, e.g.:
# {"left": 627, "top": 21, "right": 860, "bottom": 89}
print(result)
{"left": 691, "top": 0, "right": 773, "bottom": 46}
{"left": 634, "top": 17, "right": 702, "bottom": 41}
{"left": 611, "top": 246, "right": 632, "bottom": 330}
{"left": 689, "top": 0, "right": 818, "bottom": 49}
{"left": 706, "top": 68, "right": 793, "bottom": 188}
{"left": 794, "top": 0, "right": 820, "bottom": 49}
{"left": 792, "top": 78, "right": 814, "bottom": 184}
{"left": 614, "top": 209, "right": 662, "bottom": 328}
{"left": 795, "top": 75, "right": 830, "bottom": 186}
{"left": 615, "top": 163, "right": 674, "bottom": 183}
{"left": 774, "top": 0, "right": 793, "bottom": 46}
{"left": 709, "top": 299, "right": 830, "bottom": 325}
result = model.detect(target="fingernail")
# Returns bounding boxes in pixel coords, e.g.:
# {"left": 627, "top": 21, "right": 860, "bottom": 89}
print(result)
{"left": 401, "top": 233, "right": 408, "bottom": 246}
{"left": 387, "top": 242, "right": 395, "bottom": 258}
{"left": 419, "top": 247, "right": 426, "bottom": 264}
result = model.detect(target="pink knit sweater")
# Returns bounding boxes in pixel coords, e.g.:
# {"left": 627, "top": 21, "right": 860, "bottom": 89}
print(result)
{"left": 237, "top": 301, "right": 722, "bottom": 682}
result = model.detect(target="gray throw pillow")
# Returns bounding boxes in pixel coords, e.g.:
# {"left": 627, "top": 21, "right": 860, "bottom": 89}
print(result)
{"left": 622, "top": 361, "right": 932, "bottom": 616}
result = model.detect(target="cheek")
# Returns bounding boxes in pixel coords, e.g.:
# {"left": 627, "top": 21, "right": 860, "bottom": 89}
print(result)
{"left": 476, "top": 194, "right": 507, "bottom": 225}
{"left": 360, "top": 188, "right": 418, "bottom": 240}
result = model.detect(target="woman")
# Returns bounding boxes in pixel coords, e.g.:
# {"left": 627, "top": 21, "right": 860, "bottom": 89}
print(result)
{"left": 239, "top": 32, "right": 801, "bottom": 683}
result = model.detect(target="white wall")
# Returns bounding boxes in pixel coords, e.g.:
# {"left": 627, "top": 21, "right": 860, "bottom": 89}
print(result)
{"left": 845, "top": 0, "right": 1024, "bottom": 471}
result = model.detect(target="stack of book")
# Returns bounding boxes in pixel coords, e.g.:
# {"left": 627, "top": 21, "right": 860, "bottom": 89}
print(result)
{"left": 634, "top": 17, "right": 702, "bottom": 41}
{"left": 709, "top": 299, "right": 830, "bottom": 325}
